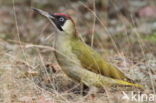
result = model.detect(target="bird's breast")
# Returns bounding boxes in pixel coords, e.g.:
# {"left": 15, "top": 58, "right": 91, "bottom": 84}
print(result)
{"left": 55, "top": 35, "right": 82, "bottom": 71}
{"left": 54, "top": 35, "right": 85, "bottom": 81}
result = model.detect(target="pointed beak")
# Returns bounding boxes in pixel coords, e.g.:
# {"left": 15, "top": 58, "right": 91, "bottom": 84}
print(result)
{"left": 32, "top": 8, "right": 55, "bottom": 19}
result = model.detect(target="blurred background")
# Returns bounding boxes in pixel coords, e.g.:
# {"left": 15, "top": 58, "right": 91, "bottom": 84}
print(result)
{"left": 0, "top": 0, "right": 156, "bottom": 103}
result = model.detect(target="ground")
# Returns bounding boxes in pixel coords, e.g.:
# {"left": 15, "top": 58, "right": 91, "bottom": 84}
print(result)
{"left": 0, "top": 0, "right": 156, "bottom": 103}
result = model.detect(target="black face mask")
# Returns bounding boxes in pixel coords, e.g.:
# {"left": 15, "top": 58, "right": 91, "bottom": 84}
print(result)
{"left": 51, "top": 15, "right": 67, "bottom": 31}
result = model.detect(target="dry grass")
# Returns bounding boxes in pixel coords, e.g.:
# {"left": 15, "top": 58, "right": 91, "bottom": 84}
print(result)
{"left": 0, "top": 36, "right": 155, "bottom": 103}
{"left": 0, "top": 0, "right": 156, "bottom": 103}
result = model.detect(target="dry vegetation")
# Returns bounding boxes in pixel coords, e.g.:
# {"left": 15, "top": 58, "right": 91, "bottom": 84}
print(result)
{"left": 0, "top": 0, "right": 156, "bottom": 103}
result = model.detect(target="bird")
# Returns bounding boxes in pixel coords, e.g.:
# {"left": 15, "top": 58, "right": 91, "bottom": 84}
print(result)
{"left": 33, "top": 8, "right": 143, "bottom": 89}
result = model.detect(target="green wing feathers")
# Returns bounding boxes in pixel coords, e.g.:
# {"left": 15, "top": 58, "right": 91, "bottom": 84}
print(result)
{"left": 80, "top": 69, "right": 143, "bottom": 88}
{"left": 71, "top": 39, "right": 130, "bottom": 80}
{"left": 70, "top": 38, "right": 143, "bottom": 88}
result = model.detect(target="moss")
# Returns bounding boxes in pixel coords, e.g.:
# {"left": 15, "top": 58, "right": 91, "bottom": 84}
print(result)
{"left": 144, "top": 32, "right": 156, "bottom": 42}
{"left": 0, "top": 33, "right": 13, "bottom": 40}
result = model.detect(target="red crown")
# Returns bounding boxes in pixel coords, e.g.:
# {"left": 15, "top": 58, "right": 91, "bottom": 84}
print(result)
{"left": 54, "top": 13, "right": 71, "bottom": 19}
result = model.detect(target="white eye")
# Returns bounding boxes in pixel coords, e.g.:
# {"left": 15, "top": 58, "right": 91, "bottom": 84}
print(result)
{"left": 59, "top": 17, "right": 64, "bottom": 22}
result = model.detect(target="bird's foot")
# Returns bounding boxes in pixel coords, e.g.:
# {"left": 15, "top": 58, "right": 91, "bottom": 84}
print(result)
{"left": 83, "top": 86, "right": 98, "bottom": 100}
{"left": 45, "top": 63, "right": 61, "bottom": 73}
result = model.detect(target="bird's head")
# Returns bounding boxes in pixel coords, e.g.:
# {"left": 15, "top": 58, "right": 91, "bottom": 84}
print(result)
{"left": 33, "top": 8, "right": 76, "bottom": 36}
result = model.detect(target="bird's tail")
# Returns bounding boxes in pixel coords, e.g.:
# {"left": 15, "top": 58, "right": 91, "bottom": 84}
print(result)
{"left": 116, "top": 79, "right": 144, "bottom": 89}
{"left": 83, "top": 73, "right": 144, "bottom": 89}
{"left": 70, "top": 67, "right": 144, "bottom": 89}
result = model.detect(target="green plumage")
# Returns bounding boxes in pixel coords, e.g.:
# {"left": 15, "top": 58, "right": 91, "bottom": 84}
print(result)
{"left": 33, "top": 8, "right": 143, "bottom": 89}
{"left": 69, "top": 37, "right": 142, "bottom": 88}
{"left": 55, "top": 35, "right": 143, "bottom": 88}
{"left": 71, "top": 38, "right": 129, "bottom": 80}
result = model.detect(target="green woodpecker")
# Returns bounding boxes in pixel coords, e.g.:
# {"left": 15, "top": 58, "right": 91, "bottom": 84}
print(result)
{"left": 33, "top": 8, "right": 143, "bottom": 89}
